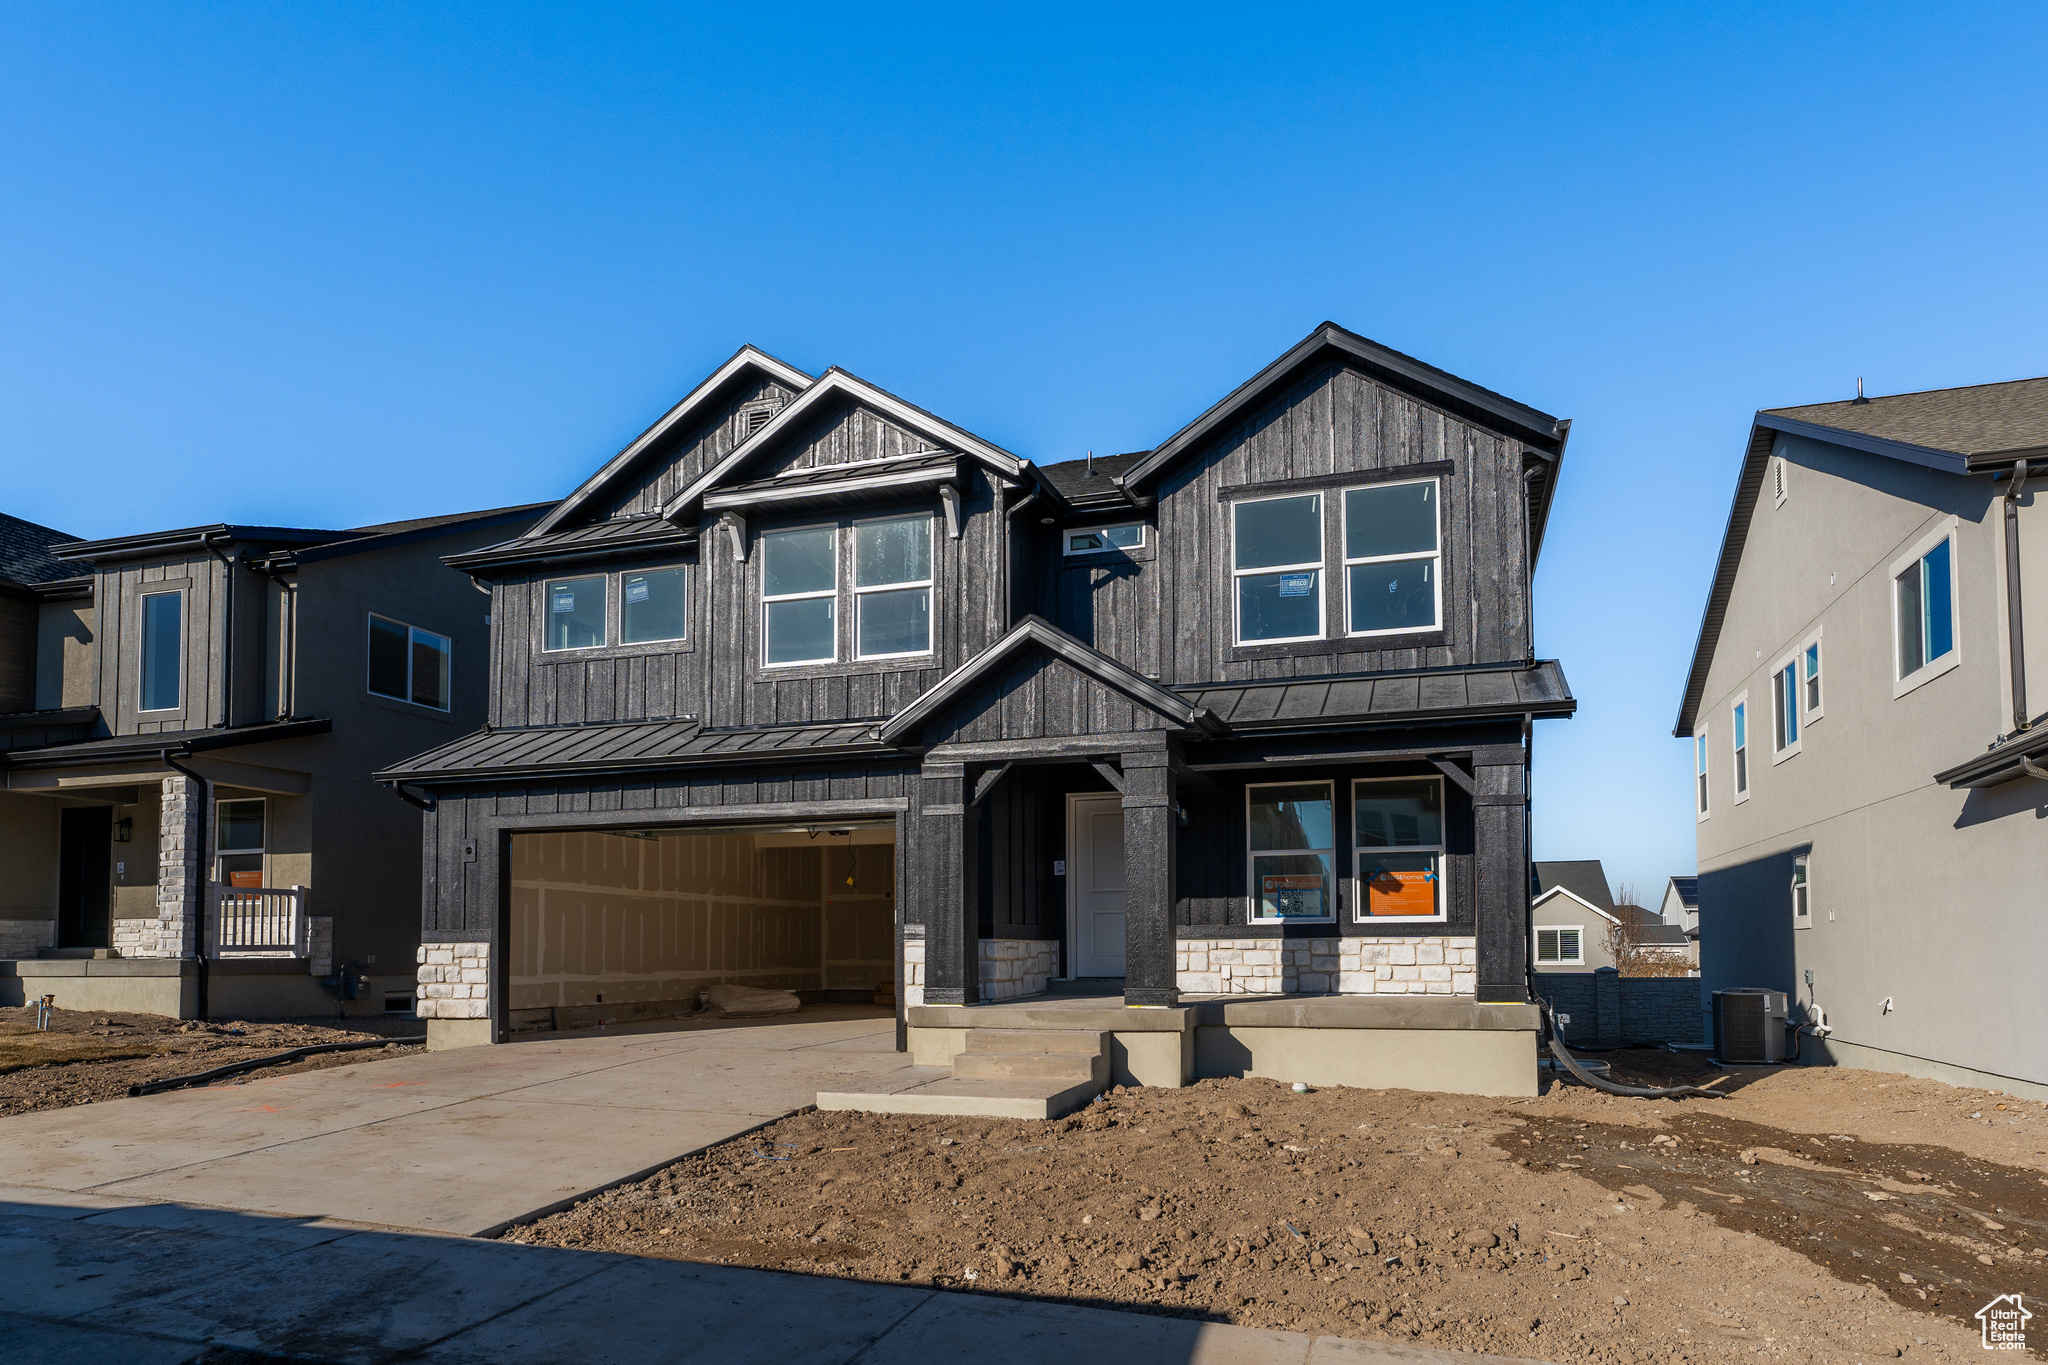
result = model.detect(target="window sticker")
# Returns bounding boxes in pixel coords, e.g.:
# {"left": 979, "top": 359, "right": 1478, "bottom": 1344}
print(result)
{"left": 1364, "top": 861, "right": 1438, "bottom": 916}
{"left": 1263, "top": 874, "right": 1324, "bottom": 918}
{"left": 1278, "top": 572, "right": 1314, "bottom": 598}
{"left": 625, "top": 580, "right": 650, "bottom": 604}
{"left": 552, "top": 592, "right": 575, "bottom": 613}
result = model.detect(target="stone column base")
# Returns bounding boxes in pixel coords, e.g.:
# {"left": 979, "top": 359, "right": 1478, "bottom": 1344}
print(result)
{"left": 427, "top": 1018, "right": 494, "bottom": 1050}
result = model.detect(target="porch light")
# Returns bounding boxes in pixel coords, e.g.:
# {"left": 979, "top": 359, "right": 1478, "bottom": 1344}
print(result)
{"left": 113, "top": 816, "right": 133, "bottom": 843}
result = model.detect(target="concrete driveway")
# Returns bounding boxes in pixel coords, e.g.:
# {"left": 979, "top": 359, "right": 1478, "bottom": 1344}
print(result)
{"left": 0, "top": 1006, "right": 914, "bottom": 1236}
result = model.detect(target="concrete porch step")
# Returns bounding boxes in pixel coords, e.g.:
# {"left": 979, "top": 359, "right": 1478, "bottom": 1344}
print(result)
{"left": 816, "top": 1071, "right": 1103, "bottom": 1120}
{"left": 951, "top": 1050, "right": 1107, "bottom": 1082}
{"left": 960, "top": 1027, "right": 1108, "bottom": 1056}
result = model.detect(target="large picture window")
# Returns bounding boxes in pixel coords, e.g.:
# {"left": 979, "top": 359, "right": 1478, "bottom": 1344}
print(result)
{"left": 368, "top": 614, "right": 452, "bottom": 710}
{"left": 1342, "top": 480, "right": 1439, "bottom": 636}
{"left": 1247, "top": 781, "right": 1334, "bottom": 922}
{"left": 621, "top": 567, "right": 688, "bottom": 645}
{"left": 1353, "top": 776, "right": 1445, "bottom": 920}
{"left": 762, "top": 526, "right": 837, "bottom": 665}
{"left": 1233, "top": 494, "right": 1323, "bottom": 644}
{"left": 139, "top": 590, "right": 182, "bottom": 712}
{"left": 853, "top": 515, "right": 932, "bottom": 659}
{"left": 544, "top": 576, "right": 607, "bottom": 652}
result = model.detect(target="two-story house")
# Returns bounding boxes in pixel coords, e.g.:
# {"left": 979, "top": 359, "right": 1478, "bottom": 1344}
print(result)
{"left": 1676, "top": 378, "right": 2047, "bottom": 1097}
{"left": 380, "top": 324, "right": 1575, "bottom": 1103}
{"left": 0, "top": 504, "right": 544, "bottom": 1018}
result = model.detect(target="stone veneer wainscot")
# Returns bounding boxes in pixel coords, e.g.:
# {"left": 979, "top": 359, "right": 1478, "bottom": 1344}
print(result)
{"left": 901, "top": 937, "right": 1058, "bottom": 1008}
{"left": 416, "top": 942, "right": 491, "bottom": 1018}
{"left": 1177, "top": 936, "right": 1477, "bottom": 996}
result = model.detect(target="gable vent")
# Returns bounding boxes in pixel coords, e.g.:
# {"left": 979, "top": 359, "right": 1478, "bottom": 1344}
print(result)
{"left": 740, "top": 400, "right": 783, "bottom": 438}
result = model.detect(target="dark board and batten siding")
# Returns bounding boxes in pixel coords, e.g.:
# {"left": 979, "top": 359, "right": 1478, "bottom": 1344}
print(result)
{"left": 93, "top": 553, "right": 226, "bottom": 736}
{"left": 600, "top": 375, "right": 800, "bottom": 520}
{"left": 920, "top": 653, "right": 1176, "bottom": 747}
{"left": 1156, "top": 362, "right": 1530, "bottom": 687}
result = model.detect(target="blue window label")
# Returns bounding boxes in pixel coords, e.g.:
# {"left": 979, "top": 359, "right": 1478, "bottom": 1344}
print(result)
{"left": 552, "top": 593, "right": 575, "bottom": 613}
{"left": 625, "top": 581, "right": 649, "bottom": 604}
{"left": 1278, "top": 573, "right": 1313, "bottom": 598}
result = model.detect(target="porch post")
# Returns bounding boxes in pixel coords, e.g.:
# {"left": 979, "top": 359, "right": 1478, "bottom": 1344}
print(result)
{"left": 1472, "top": 743, "right": 1529, "bottom": 1002}
{"left": 916, "top": 760, "right": 980, "bottom": 1006}
{"left": 1121, "top": 746, "right": 1180, "bottom": 1008}
{"left": 123, "top": 773, "right": 203, "bottom": 961}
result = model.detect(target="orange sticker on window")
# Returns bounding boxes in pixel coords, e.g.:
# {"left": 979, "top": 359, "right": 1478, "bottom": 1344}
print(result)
{"left": 229, "top": 870, "right": 264, "bottom": 888}
{"left": 1365, "top": 867, "right": 1436, "bottom": 916}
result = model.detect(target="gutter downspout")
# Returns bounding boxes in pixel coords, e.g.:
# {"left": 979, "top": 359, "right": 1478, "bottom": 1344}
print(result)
{"left": 2005, "top": 459, "right": 2031, "bottom": 734}
{"left": 163, "top": 749, "right": 211, "bottom": 1022}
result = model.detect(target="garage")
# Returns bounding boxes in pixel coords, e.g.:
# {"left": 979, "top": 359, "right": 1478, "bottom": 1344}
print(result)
{"left": 506, "top": 821, "right": 896, "bottom": 1031}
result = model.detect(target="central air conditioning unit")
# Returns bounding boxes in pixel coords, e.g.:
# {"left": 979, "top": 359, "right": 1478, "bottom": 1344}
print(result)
{"left": 1713, "top": 988, "right": 1790, "bottom": 1063}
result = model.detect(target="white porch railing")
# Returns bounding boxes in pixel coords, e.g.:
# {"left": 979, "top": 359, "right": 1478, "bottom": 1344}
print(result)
{"left": 210, "top": 884, "right": 309, "bottom": 956}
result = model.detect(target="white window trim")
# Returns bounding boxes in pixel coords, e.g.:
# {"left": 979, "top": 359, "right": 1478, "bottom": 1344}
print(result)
{"left": 213, "top": 796, "right": 266, "bottom": 883}
{"left": 367, "top": 613, "right": 453, "bottom": 712}
{"left": 1245, "top": 779, "right": 1336, "bottom": 925}
{"left": 619, "top": 565, "right": 690, "bottom": 646}
{"left": 1799, "top": 625, "right": 1824, "bottom": 723}
{"left": 1535, "top": 925, "right": 1586, "bottom": 966}
{"left": 1231, "top": 493, "right": 1325, "bottom": 646}
{"left": 1062, "top": 522, "right": 1146, "bottom": 556}
{"left": 1769, "top": 648, "right": 1803, "bottom": 765}
{"left": 760, "top": 522, "right": 840, "bottom": 668}
{"left": 1340, "top": 478, "right": 1442, "bottom": 639}
{"left": 541, "top": 574, "right": 610, "bottom": 654}
{"left": 852, "top": 514, "right": 935, "bottom": 661}
{"left": 1350, "top": 774, "right": 1447, "bottom": 924}
{"left": 1694, "top": 727, "right": 1710, "bottom": 822}
{"left": 1731, "top": 691, "right": 1750, "bottom": 803}
{"left": 137, "top": 588, "right": 184, "bottom": 713}
{"left": 1791, "top": 853, "right": 1812, "bottom": 930}
{"left": 1889, "top": 516, "right": 1962, "bottom": 699}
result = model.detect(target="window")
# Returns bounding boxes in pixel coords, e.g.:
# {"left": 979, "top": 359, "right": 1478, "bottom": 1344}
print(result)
{"left": 1233, "top": 494, "right": 1323, "bottom": 644}
{"left": 1064, "top": 523, "right": 1145, "bottom": 555}
{"left": 1353, "top": 776, "right": 1444, "bottom": 920}
{"left": 544, "top": 576, "right": 607, "bottom": 652}
{"left": 621, "top": 567, "right": 688, "bottom": 645}
{"left": 1732, "top": 695, "right": 1749, "bottom": 800}
{"left": 1536, "top": 927, "right": 1584, "bottom": 965}
{"left": 1694, "top": 730, "right": 1709, "bottom": 818}
{"left": 1894, "top": 533, "right": 1955, "bottom": 685}
{"left": 215, "top": 798, "right": 265, "bottom": 888}
{"left": 1247, "top": 781, "right": 1334, "bottom": 922}
{"left": 1771, "top": 658, "right": 1800, "bottom": 757}
{"left": 368, "top": 615, "right": 452, "bottom": 710}
{"left": 1802, "top": 636, "right": 1823, "bottom": 718}
{"left": 762, "top": 525, "right": 837, "bottom": 665}
{"left": 139, "top": 590, "right": 182, "bottom": 712}
{"left": 1791, "top": 854, "right": 1811, "bottom": 929}
{"left": 1343, "top": 480, "right": 1440, "bottom": 636}
{"left": 853, "top": 515, "right": 932, "bottom": 659}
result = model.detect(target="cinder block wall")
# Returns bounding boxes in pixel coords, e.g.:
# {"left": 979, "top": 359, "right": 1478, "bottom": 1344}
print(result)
{"left": 1533, "top": 970, "right": 1703, "bottom": 1046}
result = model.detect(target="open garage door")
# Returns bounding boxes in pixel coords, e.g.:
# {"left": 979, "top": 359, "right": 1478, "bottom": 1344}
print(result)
{"left": 507, "top": 822, "right": 895, "bottom": 1031}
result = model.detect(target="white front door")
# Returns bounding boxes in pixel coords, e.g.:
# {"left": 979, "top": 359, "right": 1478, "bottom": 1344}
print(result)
{"left": 1068, "top": 793, "right": 1126, "bottom": 978}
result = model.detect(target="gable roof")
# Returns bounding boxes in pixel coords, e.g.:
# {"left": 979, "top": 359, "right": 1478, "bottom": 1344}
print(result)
{"left": 1533, "top": 860, "right": 1615, "bottom": 916}
{"left": 0, "top": 512, "right": 82, "bottom": 590}
{"left": 877, "top": 615, "right": 1225, "bottom": 747}
{"left": 1530, "top": 885, "right": 1620, "bottom": 925}
{"left": 1118, "top": 322, "right": 1571, "bottom": 561}
{"left": 663, "top": 366, "right": 1025, "bottom": 521}
{"left": 1665, "top": 875, "right": 1699, "bottom": 908}
{"left": 527, "top": 345, "right": 814, "bottom": 537}
{"left": 1674, "top": 375, "right": 2045, "bottom": 736}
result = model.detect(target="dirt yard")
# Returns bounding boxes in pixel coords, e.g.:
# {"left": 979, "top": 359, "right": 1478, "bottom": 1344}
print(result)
{"left": 0, "top": 1003, "right": 424, "bottom": 1116}
{"left": 508, "top": 1049, "right": 2047, "bottom": 1363}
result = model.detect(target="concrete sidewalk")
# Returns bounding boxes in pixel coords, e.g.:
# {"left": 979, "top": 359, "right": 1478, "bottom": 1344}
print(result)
{"left": 0, "top": 1193, "right": 1551, "bottom": 1365}
{"left": 0, "top": 1007, "right": 915, "bottom": 1235}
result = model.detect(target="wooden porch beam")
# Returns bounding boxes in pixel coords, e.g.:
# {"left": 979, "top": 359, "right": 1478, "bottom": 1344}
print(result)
{"left": 1089, "top": 760, "right": 1126, "bottom": 794}
{"left": 1429, "top": 757, "right": 1476, "bottom": 795}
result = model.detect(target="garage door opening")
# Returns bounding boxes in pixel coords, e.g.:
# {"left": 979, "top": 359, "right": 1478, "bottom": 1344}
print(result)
{"left": 507, "top": 822, "right": 896, "bottom": 1032}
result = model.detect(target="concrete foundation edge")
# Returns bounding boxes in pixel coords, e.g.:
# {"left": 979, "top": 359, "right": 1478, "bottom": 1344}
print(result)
{"left": 1799, "top": 1032, "right": 2048, "bottom": 1102}
{"left": 1194, "top": 1025, "right": 1538, "bottom": 1098}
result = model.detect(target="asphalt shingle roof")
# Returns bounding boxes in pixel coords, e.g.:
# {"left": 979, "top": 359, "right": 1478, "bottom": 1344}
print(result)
{"left": 1534, "top": 860, "right": 1615, "bottom": 915}
{"left": 1765, "top": 376, "right": 2048, "bottom": 459}
{"left": 0, "top": 512, "right": 83, "bottom": 587}
{"left": 1037, "top": 452, "right": 1147, "bottom": 502}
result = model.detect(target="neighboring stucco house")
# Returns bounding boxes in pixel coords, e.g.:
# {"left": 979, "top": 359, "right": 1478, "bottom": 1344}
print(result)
{"left": 1676, "top": 378, "right": 2047, "bottom": 1096}
{"left": 1530, "top": 859, "right": 1619, "bottom": 972}
{"left": 1659, "top": 875, "right": 1700, "bottom": 959}
{"left": 381, "top": 323, "right": 1578, "bottom": 1105}
{"left": 0, "top": 504, "right": 543, "bottom": 1018}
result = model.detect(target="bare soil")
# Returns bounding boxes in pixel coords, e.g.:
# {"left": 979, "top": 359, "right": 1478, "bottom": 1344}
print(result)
{"left": 508, "top": 1048, "right": 2048, "bottom": 1363}
{"left": 0, "top": 1003, "right": 424, "bottom": 1116}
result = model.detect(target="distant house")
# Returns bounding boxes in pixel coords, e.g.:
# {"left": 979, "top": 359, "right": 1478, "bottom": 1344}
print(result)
{"left": 0, "top": 504, "right": 544, "bottom": 1018}
{"left": 1531, "top": 860, "right": 1621, "bottom": 972}
{"left": 1675, "top": 377, "right": 2046, "bottom": 1094}
{"left": 1660, "top": 875, "right": 1699, "bottom": 956}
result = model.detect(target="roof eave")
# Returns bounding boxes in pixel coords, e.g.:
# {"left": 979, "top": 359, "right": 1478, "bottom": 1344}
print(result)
{"left": 443, "top": 526, "right": 700, "bottom": 574}
{"left": 1754, "top": 413, "right": 1969, "bottom": 476}
{"left": 1, "top": 718, "right": 333, "bottom": 769}
{"left": 281, "top": 503, "right": 553, "bottom": 568}
{"left": 377, "top": 737, "right": 896, "bottom": 787}
{"left": 1933, "top": 727, "right": 2048, "bottom": 789}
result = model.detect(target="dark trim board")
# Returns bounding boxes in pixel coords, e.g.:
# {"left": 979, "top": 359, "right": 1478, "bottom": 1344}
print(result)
{"left": 1215, "top": 460, "right": 1455, "bottom": 502}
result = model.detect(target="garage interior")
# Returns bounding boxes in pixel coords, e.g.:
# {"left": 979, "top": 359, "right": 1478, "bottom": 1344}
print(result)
{"left": 507, "top": 822, "right": 896, "bottom": 1032}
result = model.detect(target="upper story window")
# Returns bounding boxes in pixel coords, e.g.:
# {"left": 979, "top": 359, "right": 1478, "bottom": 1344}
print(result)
{"left": 853, "top": 515, "right": 932, "bottom": 659}
{"left": 1233, "top": 494, "right": 1323, "bottom": 644}
{"left": 1894, "top": 528, "right": 1956, "bottom": 689}
{"left": 1343, "top": 480, "right": 1440, "bottom": 637}
{"left": 545, "top": 575, "right": 607, "bottom": 651}
{"left": 622, "top": 567, "right": 688, "bottom": 644}
{"left": 1802, "top": 635, "right": 1823, "bottom": 717}
{"left": 1694, "top": 730, "right": 1710, "bottom": 818}
{"left": 762, "top": 526, "right": 837, "bottom": 665}
{"left": 1065, "top": 524, "right": 1144, "bottom": 555}
{"left": 368, "top": 614, "right": 452, "bottom": 710}
{"left": 1247, "top": 780, "right": 1334, "bottom": 923}
{"left": 1732, "top": 695, "right": 1749, "bottom": 800}
{"left": 1353, "top": 776, "right": 1444, "bottom": 920}
{"left": 1771, "top": 656, "right": 1801, "bottom": 758}
{"left": 140, "top": 590, "right": 183, "bottom": 712}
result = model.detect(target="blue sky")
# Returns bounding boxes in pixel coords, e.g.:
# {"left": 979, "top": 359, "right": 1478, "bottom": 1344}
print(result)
{"left": 6, "top": 4, "right": 2046, "bottom": 901}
